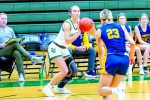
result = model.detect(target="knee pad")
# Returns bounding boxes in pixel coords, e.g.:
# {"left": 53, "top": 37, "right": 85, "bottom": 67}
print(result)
{"left": 65, "top": 57, "right": 78, "bottom": 77}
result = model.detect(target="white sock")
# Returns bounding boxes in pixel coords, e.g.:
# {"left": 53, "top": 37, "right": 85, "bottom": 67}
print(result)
{"left": 46, "top": 83, "right": 52, "bottom": 88}
{"left": 112, "top": 88, "right": 119, "bottom": 95}
{"left": 139, "top": 65, "right": 143, "bottom": 69}
{"left": 129, "top": 64, "right": 133, "bottom": 68}
{"left": 143, "top": 64, "right": 147, "bottom": 67}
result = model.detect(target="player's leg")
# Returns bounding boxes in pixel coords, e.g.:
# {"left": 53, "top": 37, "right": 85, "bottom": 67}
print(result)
{"left": 98, "top": 74, "right": 113, "bottom": 100}
{"left": 54, "top": 49, "right": 78, "bottom": 94}
{"left": 138, "top": 44, "right": 150, "bottom": 74}
{"left": 43, "top": 43, "right": 68, "bottom": 97}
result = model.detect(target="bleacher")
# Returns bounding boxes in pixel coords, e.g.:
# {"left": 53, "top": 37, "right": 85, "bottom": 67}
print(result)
{"left": 0, "top": 0, "right": 149, "bottom": 36}
{"left": 0, "top": 0, "right": 149, "bottom": 76}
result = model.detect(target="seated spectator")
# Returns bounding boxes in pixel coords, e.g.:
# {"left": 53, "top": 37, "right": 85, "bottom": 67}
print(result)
{"left": 134, "top": 13, "right": 150, "bottom": 74}
{"left": 68, "top": 32, "right": 98, "bottom": 77}
{"left": 117, "top": 13, "right": 144, "bottom": 75}
{"left": 0, "top": 13, "right": 43, "bottom": 81}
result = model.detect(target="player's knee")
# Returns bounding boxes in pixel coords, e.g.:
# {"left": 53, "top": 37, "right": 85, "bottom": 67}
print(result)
{"left": 60, "top": 68, "right": 68, "bottom": 76}
{"left": 71, "top": 61, "right": 78, "bottom": 75}
{"left": 65, "top": 57, "right": 78, "bottom": 76}
{"left": 64, "top": 69, "right": 69, "bottom": 76}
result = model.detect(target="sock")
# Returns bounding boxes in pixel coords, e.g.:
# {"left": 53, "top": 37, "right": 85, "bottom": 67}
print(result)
{"left": 143, "top": 64, "right": 147, "bottom": 67}
{"left": 139, "top": 65, "right": 143, "bottom": 69}
{"left": 129, "top": 64, "right": 133, "bottom": 68}
{"left": 58, "top": 82, "right": 66, "bottom": 88}
{"left": 58, "top": 77, "right": 70, "bottom": 88}
{"left": 46, "top": 83, "right": 52, "bottom": 88}
{"left": 112, "top": 88, "right": 119, "bottom": 95}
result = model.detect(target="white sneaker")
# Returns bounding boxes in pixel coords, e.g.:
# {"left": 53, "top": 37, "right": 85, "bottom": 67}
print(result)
{"left": 54, "top": 87, "right": 71, "bottom": 94}
{"left": 43, "top": 84, "right": 54, "bottom": 97}
{"left": 18, "top": 73, "right": 25, "bottom": 82}
{"left": 31, "top": 56, "right": 43, "bottom": 65}
{"left": 118, "top": 82, "right": 125, "bottom": 100}
{"left": 139, "top": 68, "right": 144, "bottom": 75}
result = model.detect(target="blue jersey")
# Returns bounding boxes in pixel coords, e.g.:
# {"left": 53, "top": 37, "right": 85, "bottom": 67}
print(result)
{"left": 72, "top": 32, "right": 83, "bottom": 46}
{"left": 100, "top": 23, "right": 127, "bottom": 55}
{"left": 125, "top": 24, "right": 130, "bottom": 33}
{"left": 125, "top": 24, "right": 131, "bottom": 43}
{"left": 136, "top": 24, "right": 150, "bottom": 43}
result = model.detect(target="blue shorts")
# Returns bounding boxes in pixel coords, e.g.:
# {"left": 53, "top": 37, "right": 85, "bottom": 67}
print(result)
{"left": 105, "top": 54, "right": 129, "bottom": 76}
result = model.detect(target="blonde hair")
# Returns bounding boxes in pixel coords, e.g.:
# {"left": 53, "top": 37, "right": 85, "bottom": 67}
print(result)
{"left": 0, "top": 13, "right": 7, "bottom": 17}
{"left": 99, "top": 9, "right": 113, "bottom": 24}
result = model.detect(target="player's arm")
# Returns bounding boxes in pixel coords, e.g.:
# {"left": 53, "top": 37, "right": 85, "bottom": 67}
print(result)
{"left": 63, "top": 22, "right": 81, "bottom": 44}
{"left": 95, "top": 29, "right": 103, "bottom": 67}
{"left": 83, "top": 32, "right": 90, "bottom": 50}
{"left": 134, "top": 25, "right": 148, "bottom": 44}
{"left": 129, "top": 26, "right": 133, "bottom": 38}
{"left": 122, "top": 25, "right": 135, "bottom": 64}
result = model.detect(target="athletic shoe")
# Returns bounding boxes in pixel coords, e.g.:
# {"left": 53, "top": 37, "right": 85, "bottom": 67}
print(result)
{"left": 54, "top": 86, "right": 71, "bottom": 94}
{"left": 143, "top": 66, "right": 149, "bottom": 74}
{"left": 85, "top": 71, "right": 99, "bottom": 78}
{"left": 18, "top": 73, "right": 25, "bottom": 82}
{"left": 43, "top": 84, "right": 54, "bottom": 97}
{"left": 139, "top": 67, "right": 144, "bottom": 75}
{"left": 31, "top": 56, "right": 43, "bottom": 65}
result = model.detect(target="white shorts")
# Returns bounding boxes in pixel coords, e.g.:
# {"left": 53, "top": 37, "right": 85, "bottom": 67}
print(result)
{"left": 48, "top": 42, "right": 70, "bottom": 60}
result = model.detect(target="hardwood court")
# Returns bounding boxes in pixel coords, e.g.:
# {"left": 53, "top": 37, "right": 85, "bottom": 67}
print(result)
{"left": 0, "top": 75, "right": 150, "bottom": 100}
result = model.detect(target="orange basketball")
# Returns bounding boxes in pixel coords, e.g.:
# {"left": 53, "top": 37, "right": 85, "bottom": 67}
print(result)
{"left": 79, "top": 17, "right": 94, "bottom": 32}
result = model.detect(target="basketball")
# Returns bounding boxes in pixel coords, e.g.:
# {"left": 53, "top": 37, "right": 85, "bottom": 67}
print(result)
{"left": 79, "top": 17, "right": 94, "bottom": 32}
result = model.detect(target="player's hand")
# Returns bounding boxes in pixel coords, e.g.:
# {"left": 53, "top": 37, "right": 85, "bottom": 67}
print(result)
{"left": 75, "top": 46, "right": 86, "bottom": 51}
{"left": 129, "top": 56, "right": 135, "bottom": 65}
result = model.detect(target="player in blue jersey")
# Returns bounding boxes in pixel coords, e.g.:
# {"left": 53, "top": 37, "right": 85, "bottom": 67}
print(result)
{"left": 117, "top": 13, "right": 144, "bottom": 75}
{"left": 134, "top": 13, "right": 150, "bottom": 74}
{"left": 95, "top": 9, "right": 135, "bottom": 100}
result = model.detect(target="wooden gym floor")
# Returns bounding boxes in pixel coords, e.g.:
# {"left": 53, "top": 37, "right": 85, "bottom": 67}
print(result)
{"left": 0, "top": 69, "right": 150, "bottom": 100}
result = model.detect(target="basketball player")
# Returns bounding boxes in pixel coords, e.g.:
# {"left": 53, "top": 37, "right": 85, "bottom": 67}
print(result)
{"left": 95, "top": 9, "right": 135, "bottom": 100}
{"left": 117, "top": 13, "right": 144, "bottom": 75}
{"left": 134, "top": 13, "right": 150, "bottom": 74}
{"left": 43, "top": 5, "right": 96, "bottom": 97}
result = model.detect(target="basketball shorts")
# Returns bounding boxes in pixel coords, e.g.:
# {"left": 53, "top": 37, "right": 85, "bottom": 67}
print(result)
{"left": 105, "top": 54, "right": 129, "bottom": 76}
{"left": 48, "top": 42, "right": 70, "bottom": 60}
